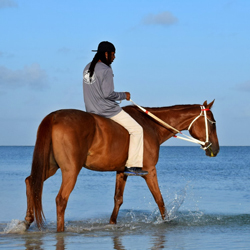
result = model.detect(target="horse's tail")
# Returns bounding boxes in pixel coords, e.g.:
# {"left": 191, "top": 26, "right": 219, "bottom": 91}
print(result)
{"left": 30, "top": 113, "right": 54, "bottom": 228}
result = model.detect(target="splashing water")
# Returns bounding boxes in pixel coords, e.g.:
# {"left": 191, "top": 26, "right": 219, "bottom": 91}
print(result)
{"left": 142, "top": 186, "right": 188, "bottom": 225}
{"left": 4, "top": 219, "right": 28, "bottom": 234}
{"left": 165, "top": 186, "right": 187, "bottom": 221}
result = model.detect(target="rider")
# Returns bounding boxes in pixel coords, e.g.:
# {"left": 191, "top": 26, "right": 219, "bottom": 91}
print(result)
{"left": 83, "top": 41, "right": 148, "bottom": 176}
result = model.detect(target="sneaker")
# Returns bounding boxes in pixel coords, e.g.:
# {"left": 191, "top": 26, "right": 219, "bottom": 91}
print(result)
{"left": 124, "top": 167, "right": 148, "bottom": 176}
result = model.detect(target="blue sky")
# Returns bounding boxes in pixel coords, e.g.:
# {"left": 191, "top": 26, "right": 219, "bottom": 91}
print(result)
{"left": 0, "top": 0, "right": 249, "bottom": 146}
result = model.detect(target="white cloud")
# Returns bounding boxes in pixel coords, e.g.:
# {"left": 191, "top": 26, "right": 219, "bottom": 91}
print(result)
{"left": 143, "top": 11, "right": 178, "bottom": 26}
{"left": 0, "top": 63, "right": 48, "bottom": 90}
{"left": 236, "top": 81, "right": 250, "bottom": 92}
{"left": 0, "top": 51, "right": 15, "bottom": 58}
{"left": 0, "top": 0, "right": 18, "bottom": 8}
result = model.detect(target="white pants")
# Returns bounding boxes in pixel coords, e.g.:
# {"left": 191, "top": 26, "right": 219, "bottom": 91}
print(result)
{"left": 110, "top": 110, "right": 143, "bottom": 168}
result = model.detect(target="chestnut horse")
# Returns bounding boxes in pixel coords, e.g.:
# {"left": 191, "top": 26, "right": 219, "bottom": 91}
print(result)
{"left": 23, "top": 100, "right": 219, "bottom": 232}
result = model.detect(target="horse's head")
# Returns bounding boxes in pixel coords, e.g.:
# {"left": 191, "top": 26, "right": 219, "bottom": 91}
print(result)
{"left": 188, "top": 100, "right": 220, "bottom": 157}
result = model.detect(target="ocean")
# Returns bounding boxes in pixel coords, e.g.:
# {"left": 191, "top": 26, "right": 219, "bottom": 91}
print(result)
{"left": 0, "top": 146, "right": 249, "bottom": 249}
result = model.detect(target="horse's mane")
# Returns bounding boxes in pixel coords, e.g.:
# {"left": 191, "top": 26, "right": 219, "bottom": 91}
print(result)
{"left": 126, "top": 104, "right": 201, "bottom": 114}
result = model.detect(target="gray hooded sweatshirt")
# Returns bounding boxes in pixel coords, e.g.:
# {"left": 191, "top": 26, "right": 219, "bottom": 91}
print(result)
{"left": 83, "top": 62, "right": 126, "bottom": 118}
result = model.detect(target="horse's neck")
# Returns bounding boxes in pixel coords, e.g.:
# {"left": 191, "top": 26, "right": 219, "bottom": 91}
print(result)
{"left": 147, "top": 105, "right": 200, "bottom": 142}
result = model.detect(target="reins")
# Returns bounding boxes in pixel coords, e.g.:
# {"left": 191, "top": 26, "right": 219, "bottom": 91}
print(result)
{"left": 130, "top": 99, "right": 212, "bottom": 150}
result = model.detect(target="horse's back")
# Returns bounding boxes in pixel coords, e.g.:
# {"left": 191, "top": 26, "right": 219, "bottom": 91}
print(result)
{"left": 50, "top": 109, "right": 129, "bottom": 171}
{"left": 85, "top": 112, "right": 130, "bottom": 171}
{"left": 51, "top": 109, "right": 96, "bottom": 147}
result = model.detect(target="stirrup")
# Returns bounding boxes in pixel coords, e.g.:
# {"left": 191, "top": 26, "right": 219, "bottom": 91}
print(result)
{"left": 124, "top": 167, "right": 148, "bottom": 176}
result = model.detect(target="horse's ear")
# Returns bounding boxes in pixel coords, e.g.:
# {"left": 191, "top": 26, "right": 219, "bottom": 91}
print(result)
{"left": 203, "top": 100, "right": 208, "bottom": 106}
{"left": 207, "top": 99, "right": 215, "bottom": 109}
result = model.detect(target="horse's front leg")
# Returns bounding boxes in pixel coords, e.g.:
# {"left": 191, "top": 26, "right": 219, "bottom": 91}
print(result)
{"left": 109, "top": 171, "right": 128, "bottom": 224}
{"left": 144, "top": 167, "right": 167, "bottom": 220}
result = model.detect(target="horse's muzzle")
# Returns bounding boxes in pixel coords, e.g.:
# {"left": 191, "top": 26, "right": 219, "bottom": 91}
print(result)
{"left": 204, "top": 142, "right": 219, "bottom": 157}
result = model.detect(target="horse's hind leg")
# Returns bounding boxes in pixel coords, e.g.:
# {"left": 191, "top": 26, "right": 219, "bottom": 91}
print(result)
{"left": 110, "top": 172, "right": 128, "bottom": 224}
{"left": 24, "top": 164, "right": 58, "bottom": 229}
{"left": 24, "top": 176, "right": 35, "bottom": 228}
{"left": 56, "top": 167, "right": 81, "bottom": 232}
{"left": 144, "top": 167, "right": 167, "bottom": 220}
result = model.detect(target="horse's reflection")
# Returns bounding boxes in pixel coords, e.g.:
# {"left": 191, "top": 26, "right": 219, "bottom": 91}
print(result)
{"left": 21, "top": 234, "right": 65, "bottom": 250}
{"left": 55, "top": 235, "right": 65, "bottom": 250}
{"left": 23, "top": 235, "right": 43, "bottom": 250}
{"left": 150, "top": 232, "right": 166, "bottom": 250}
{"left": 112, "top": 230, "right": 167, "bottom": 250}
{"left": 21, "top": 227, "right": 166, "bottom": 250}
{"left": 113, "top": 236, "right": 126, "bottom": 250}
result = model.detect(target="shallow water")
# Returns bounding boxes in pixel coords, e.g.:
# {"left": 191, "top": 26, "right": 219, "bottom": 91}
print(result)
{"left": 0, "top": 146, "right": 249, "bottom": 249}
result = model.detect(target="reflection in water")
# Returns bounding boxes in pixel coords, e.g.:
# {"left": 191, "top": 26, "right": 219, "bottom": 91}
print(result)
{"left": 150, "top": 232, "right": 166, "bottom": 250}
{"left": 23, "top": 235, "right": 44, "bottom": 250}
{"left": 112, "top": 227, "right": 167, "bottom": 250}
{"left": 20, "top": 231, "right": 167, "bottom": 250}
{"left": 20, "top": 233, "right": 66, "bottom": 250}
{"left": 55, "top": 235, "right": 65, "bottom": 250}
{"left": 16, "top": 220, "right": 169, "bottom": 250}
{"left": 113, "top": 236, "right": 126, "bottom": 250}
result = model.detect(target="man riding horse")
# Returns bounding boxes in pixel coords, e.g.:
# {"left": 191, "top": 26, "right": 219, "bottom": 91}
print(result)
{"left": 22, "top": 41, "right": 219, "bottom": 232}
{"left": 83, "top": 41, "right": 147, "bottom": 176}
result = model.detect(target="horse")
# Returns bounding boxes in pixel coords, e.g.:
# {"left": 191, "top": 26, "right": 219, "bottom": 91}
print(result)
{"left": 23, "top": 100, "right": 219, "bottom": 232}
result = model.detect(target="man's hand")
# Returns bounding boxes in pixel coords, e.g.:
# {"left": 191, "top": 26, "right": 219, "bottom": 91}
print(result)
{"left": 125, "top": 92, "right": 131, "bottom": 101}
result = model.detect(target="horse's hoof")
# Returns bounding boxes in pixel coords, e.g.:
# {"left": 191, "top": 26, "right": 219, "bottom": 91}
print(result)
{"left": 15, "top": 221, "right": 29, "bottom": 232}
{"left": 19, "top": 220, "right": 31, "bottom": 230}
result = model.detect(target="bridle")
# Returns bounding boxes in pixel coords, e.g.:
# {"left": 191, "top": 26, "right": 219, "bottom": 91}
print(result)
{"left": 186, "top": 106, "right": 216, "bottom": 150}
{"left": 129, "top": 100, "right": 216, "bottom": 151}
